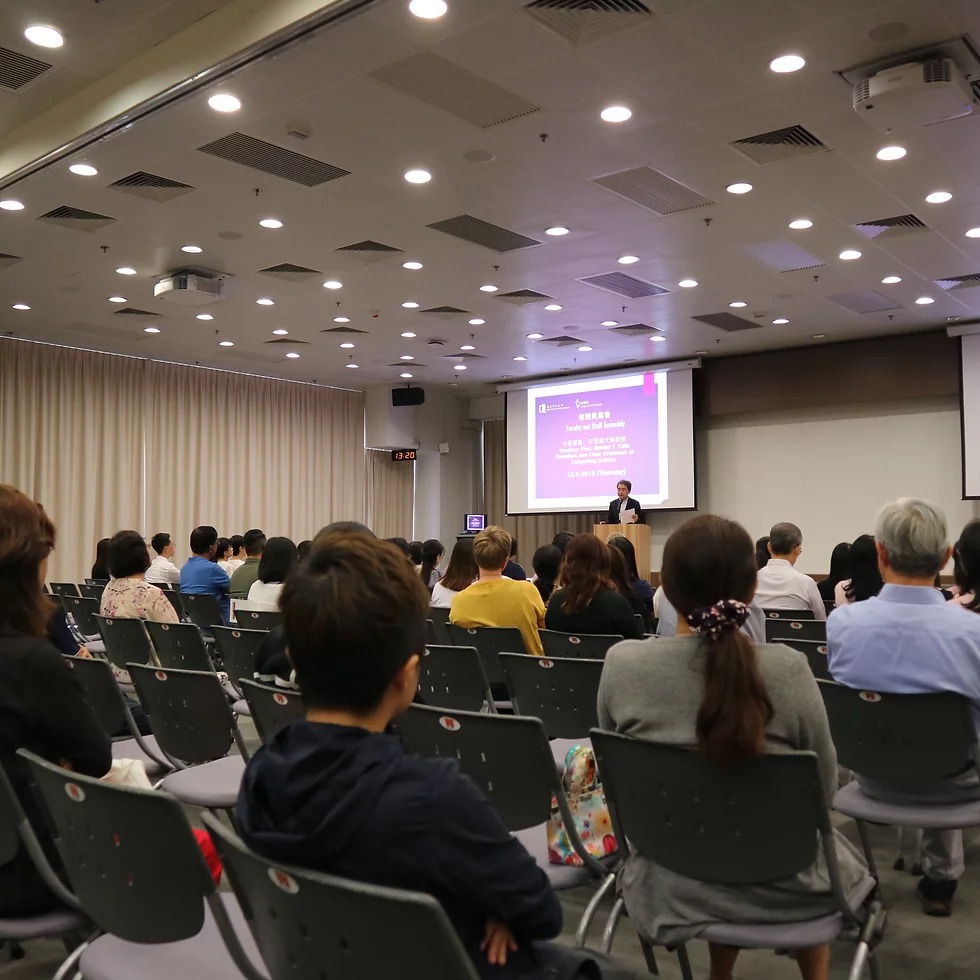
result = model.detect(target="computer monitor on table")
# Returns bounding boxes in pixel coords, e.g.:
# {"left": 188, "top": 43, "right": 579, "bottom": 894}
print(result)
{"left": 464, "top": 514, "right": 487, "bottom": 534}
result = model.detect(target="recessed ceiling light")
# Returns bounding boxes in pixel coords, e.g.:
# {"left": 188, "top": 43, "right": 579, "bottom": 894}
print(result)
{"left": 409, "top": 0, "right": 448, "bottom": 18}
{"left": 468, "top": 318, "right": 485, "bottom": 325}
{"left": 197, "top": 314, "right": 214, "bottom": 321}
{"left": 116, "top": 266, "right": 136, "bottom": 275}
{"left": 480, "top": 284, "right": 498, "bottom": 292}
{"left": 876, "top": 145, "right": 906, "bottom": 161}
{"left": 925, "top": 191, "right": 953, "bottom": 204}
{"left": 789, "top": 218, "right": 813, "bottom": 230}
{"left": 402, "top": 301, "right": 420, "bottom": 308}
{"left": 400, "top": 372, "right": 413, "bottom": 379}
{"left": 219, "top": 340, "right": 235, "bottom": 347}
{"left": 618, "top": 255, "right": 639, "bottom": 265}
{"left": 729, "top": 301, "right": 747, "bottom": 308}
{"left": 600, "top": 105, "right": 631, "bottom": 123}
{"left": 449, "top": 382, "right": 459, "bottom": 387}
{"left": 881, "top": 276, "right": 902, "bottom": 284}
{"left": 726, "top": 182, "right": 753, "bottom": 194}
{"left": 400, "top": 355, "right": 414, "bottom": 360}
{"left": 695, "top": 349, "right": 709, "bottom": 356}
{"left": 181, "top": 245, "right": 202, "bottom": 254}
{"left": 404, "top": 169, "right": 432, "bottom": 184}
{"left": 285, "top": 352, "right": 301, "bottom": 359}
{"left": 340, "top": 342, "right": 355, "bottom": 349}
{"left": 69, "top": 163, "right": 98, "bottom": 176}
{"left": 577, "top": 345, "right": 593, "bottom": 352}
{"left": 401, "top": 331, "right": 416, "bottom": 338}
{"left": 259, "top": 218, "right": 283, "bottom": 229}
{"left": 545, "top": 226, "right": 569, "bottom": 236}
{"left": 813, "top": 333, "right": 826, "bottom": 339}
{"left": 346, "top": 362, "right": 359, "bottom": 369}
{"left": 650, "top": 335, "right": 666, "bottom": 343}
{"left": 678, "top": 279, "right": 698, "bottom": 288}
{"left": 256, "top": 298, "right": 275, "bottom": 305}
{"left": 143, "top": 326, "right": 160, "bottom": 334}
{"left": 513, "top": 356, "right": 527, "bottom": 361}
{"left": 323, "top": 280, "right": 343, "bottom": 290}
{"left": 527, "top": 332, "right": 543, "bottom": 340}
{"left": 333, "top": 316, "right": 350, "bottom": 323}
{"left": 772, "top": 317, "right": 790, "bottom": 325}
{"left": 24, "top": 25, "right": 63, "bottom": 48}
{"left": 966, "top": 228, "right": 980, "bottom": 238}
{"left": 272, "top": 328, "right": 288, "bottom": 335}
{"left": 0, "top": 200, "right": 24, "bottom": 211}
{"left": 915, "top": 296, "right": 935, "bottom": 305}
{"left": 460, "top": 344, "right": 475, "bottom": 351}
{"left": 403, "top": 261, "right": 423, "bottom": 270}
{"left": 108, "top": 296, "right": 127, "bottom": 303}
{"left": 12, "top": 303, "right": 30, "bottom": 310}
{"left": 544, "top": 303, "right": 563, "bottom": 311}
{"left": 453, "top": 364, "right": 467, "bottom": 371}
{"left": 208, "top": 93, "right": 241, "bottom": 113}
{"left": 769, "top": 54, "right": 805, "bottom": 73}
{"left": 839, "top": 249, "right": 862, "bottom": 260}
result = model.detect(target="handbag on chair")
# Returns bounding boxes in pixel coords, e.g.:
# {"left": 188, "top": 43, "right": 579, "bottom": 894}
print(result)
{"left": 547, "top": 744, "right": 617, "bottom": 866}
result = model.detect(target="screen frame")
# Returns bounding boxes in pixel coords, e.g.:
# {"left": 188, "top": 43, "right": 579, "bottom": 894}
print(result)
{"left": 959, "top": 336, "right": 976, "bottom": 499}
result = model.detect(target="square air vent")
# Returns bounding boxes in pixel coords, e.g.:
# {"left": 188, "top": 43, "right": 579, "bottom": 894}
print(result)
{"left": 371, "top": 52, "right": 540, "bottom": 129}
{"left": 264, "top": 338, "right": 310, "bottom": 345}
{"left": 108, "top": 172, "right": 195, "bottom": 202}
{"left": 321, "top": 325, "right": 369, "bottom": 334}
{"left": 0, "top": 46, "right": 51, "bottom": 90}
{"left": 739, "top": 239, "right": 824, "bottom": 273}
{"left": 579, "top": 272, "right": 670, "bottom": 298}
{"left": 0, "top": 253, "right": 24, "bottom": 271}
{"left": 610, "top": 322, "right": 656, "bottom": 336}
{"left": 444, "top": 352, "right": 486, "bottom": 361}
{"left": 934, "top": 273, "right": 980, "bottom": 291}
{"left": 828, "top": 290, "right": 902, "bottom": 315}
{"left": 38, "top": 205, "right": 116, "bottom": 232}
{"left": 524, "top": 1, "right": 652, "bottom": 46}
{"left": 426, "top": 215, "right": 541, "bottom": 252}
{"left": 257, "top": 263, "right": 322, "bottom": 282}
{"left": 420, "top": 306, "right": 471, "bottom": 319}
{"left": 113, "top": 307, "right": 160, "bottom": 317}
{"left": 198, "top": 133, "right": 350, "bottom": 187}
{"left": 336, "top": 240, "right": 404, "bottom": 263}
{"left": 497, "top": 289, "right": 553, "bottom": 306}
{"left": 853, "top": 214, "right": 928, "bottom": 240}
{"left": 731, "top": 125, "right": 829, "bottom": 164}
{"left": 692, "top": 312, "right": 762, "bottom": 332}
{"left": 592, "top": 166, "right": 713, "bottom": 215}
{"left": 539, "top": 335, "right": 585, "bottom": 346}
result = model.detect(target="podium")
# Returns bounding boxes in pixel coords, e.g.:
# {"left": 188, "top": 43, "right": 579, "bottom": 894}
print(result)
{"left": 594, "top": 523, "right": 651, "bottom": 579}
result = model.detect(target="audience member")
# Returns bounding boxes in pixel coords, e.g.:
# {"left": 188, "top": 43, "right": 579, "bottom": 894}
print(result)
{"left": 755, "top": 522, "right": 826, "bottom": 619}
{"left": 828, "top": 498, "right": 980, "bottom": 916}
{"left": 0, "top": 485, "right": 111, "bottom": 916}
{"left": 545, "top": 534, "right": 642, "bottom": 638}
{"left": 503, "top": 537, "right": 526, "bottom": 581}
{"left": 451, "top": 526, "right": 545, "bottom": 657}
{"left": 950, "top": 519, "right": 980, "bottom": 611}
{"left": 237, "top": 531, "right": 604, "bottom": 980}
{"left": 551, "top": 531, "right": 573, "bottom": 555}
{"left": 835, "top": 534, "right": 883, "bottom": 606}
{"left": 245, "top": 536, "right": 298, "bottom": 611}
{"left": 599, "top": 514, "right": 866, "bottom": 980}
{"left": 818, "top": 541, "right": 851, "bottom": 602}
{"left": 146, "top": 532, "right": 181, "bottom": 586}
{"left": 430, "top": 538, "right": 477, "bottom": 609}
{"left": 755, "top": 535, "right": 771, "bottom": 571}
{"left": 180, "top": 525, "right": 231, "bottom": 622}
{"left": 531, "top": 545, "right": 562, "bottom": 604}
{"left": 100, "top": 530, "right": 179, "bottom": 624}
{"left": 386, "top": 536, "right": 411, "bottom": 557}
{"left": 408, "top": 540, "right": 424, "bottom": 567}
{"left": 214, "top": 537, "right": 233, "bottom": 572}
{"left": 227, "top": 534, "right": 246, "bottom": 573}
{"left": 91, "top": 536, "right": 110, "bottom": 581}
{"left": 608, "top": 547, "right": 651, "bottom": 632}
{"left": 319, "top": 521, "right": 375, "bottom": 538}
{"left": 607, "top": 534, "right": 654, "bottom": 608}
{"left": 419, "top": 538, "right": 444, "bottom": 591}
{"left": 230, "top": 528, "right": 266, "bottom": 600}
{"left": 296, "top": 539, "right": 313, "bottom": 563}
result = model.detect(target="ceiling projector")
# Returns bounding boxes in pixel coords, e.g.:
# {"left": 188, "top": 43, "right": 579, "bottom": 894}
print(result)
{"left": 154, "top": 271, "right": 224, "bottom": 306}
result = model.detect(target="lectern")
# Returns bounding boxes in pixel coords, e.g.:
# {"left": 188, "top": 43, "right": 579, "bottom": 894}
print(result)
{"left": 594, "top": 523, "right": 651, "bottom": 579}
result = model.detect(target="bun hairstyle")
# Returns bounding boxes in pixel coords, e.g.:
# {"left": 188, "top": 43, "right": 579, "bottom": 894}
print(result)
{"left": 661, "top": 514, "right": 772, "bottom": 765}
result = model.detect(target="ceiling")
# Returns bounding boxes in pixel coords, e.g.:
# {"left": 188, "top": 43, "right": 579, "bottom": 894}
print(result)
{"left": 2, "top": 0, "right": 980, "bottom": 395}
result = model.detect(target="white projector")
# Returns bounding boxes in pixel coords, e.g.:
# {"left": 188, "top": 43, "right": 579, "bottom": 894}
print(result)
{"left": 154, "top": 273, "right": 224, "bottom": 306}
{"left": 852, "top": 58, "right": 975, "bottom": 131}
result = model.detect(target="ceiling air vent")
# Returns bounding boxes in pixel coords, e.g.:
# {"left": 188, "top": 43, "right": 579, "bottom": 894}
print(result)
{"left": 420, "top": 306, "right": 471, "bottom": 320}
{"left": 444, "top": 352, "right": 486, "bottom": 361}
{"left": 853, "top": 213, "right": 928, "bottom": 240}
{"left": 113, "top": 307, "right": 161, "bottom": 317}
{"left": 579, "top": 272, "right": 670, "bottom": 298}
{"left": 739, "top": 239, "right": 824, "bottom": 273}
{"left": 427, "top": 215, "right": 541, "bottom": 252}
{"left": 257, "top": 263, "right": 322, "bottom": 282}
{"left": 0, "top": 253, "right": 24, "bottom": 271}
{"left": 264, "top": 338, "right": 310, "bottom": 345}
{"left": 731, "top": 125, "right": 829, "bottom": 165}
{"left": 336, "top": 240, "right": 404, "bottom": 263}
{"left": 691, "top": 312, "right": 762, "bottom": 332}
{"left": 198, "top": 133, "right": 350, "bottom": 187}
{"left": 321, "top": 325, "right": 369, "bottom": 335}
{"left": 592, "top": 166, "right": 713, "bottom": 215}
{"left": 609, "top": 322, "right": 656, "bottom": 336}
{"left": 828, "top": 290, "right": 902, "bottom": 315}
{"left": 0, "top": 46, "right": 52, "bottom": 90}
{"left": 371, "top": 52, "right": 540, "bottom": 129}
{"left": 38, "top": 205, "right": 116, "bottom": 232}
{"left": 497, "top": 289, "right": 553, "bottom": 306}
{"left": 387, "top": 362, "right": 428, "bottom": 368}
{"left": 539, "top": 335, "right": 585, "bottom": 347}
{"left": 108, "top": 171, "right": 195, "bottom": 203}
{"left": 524, "top": 0, "right": 652, "bottom": 47}
{"left": 934, "top": 273, "right": 980, "bottom": 291}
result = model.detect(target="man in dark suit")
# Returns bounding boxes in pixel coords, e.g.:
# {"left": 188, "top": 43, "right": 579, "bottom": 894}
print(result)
{"left": 606, "top": 479, "right": 643, "bottom": 524}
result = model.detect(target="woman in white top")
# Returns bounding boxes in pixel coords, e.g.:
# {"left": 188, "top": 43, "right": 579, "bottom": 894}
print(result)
{"left": 430, "top": 537, "right": 477, "bottom": 609}
{"left": 419, "top": 538, "right": 444, "bottom": 593}
{"left": 834, "top": 533, "right": 882, "bottom": 607}
{"left": 950, "top": 520, "right": 980, "bottom": 611}
{"left": 215, "top": 537, "right": 235, "bottom": 574}
{"left": 245, "top": 536, "right": 297, "bottom": 611}
{"left": 224, "top": 533, "right": 246, "bottom": 575}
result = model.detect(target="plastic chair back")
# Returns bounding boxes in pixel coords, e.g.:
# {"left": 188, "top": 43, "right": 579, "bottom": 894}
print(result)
{"left": 426, "top": 606, "right": 451, "bottom": 645}
{"left": 161, "top": 588, "right": 185, "bottom": 619}
{"left": 212, "top": 626, "right": 266, "bottom": 691}
{"left": 78, "top": 584, "right": 105, "bottom": 602}
{"left": 239, "top": 679, "right": 305, "bottom": 743}
{"left": 772, "top": 637, "right": 831, "bottom": 679}
{"left": 62, "top": 655, "right": 127, "bottom": 736}
{"left": 539, "top": 630, "right": 621, "bottom": 660}
{"left": 145, "top": 621, "right": 214, "bottom": 672}
{"left": 181, "top": 592, "right": 226, "bottom": 630}
{"left": 60, "top": 595, "right": 101, "bottom": 638}
{"left": 500, "top": 654, "right": 602, "bottom": 739}
{"left": 50, "top": 582, "right": 80, "bottom": 598}
{"left": 765, "top": 618, "right": 826, "bottom": 644}
{"left": 445, "top": 624, "right": 526, "bottom": 686}
{"left": 235, "top": 609, "right": 280, "bottom": 632}
{"left": 762, "top": 608, "right": 815, "bottom": 621}
{"left": 418, "top": 645, "right": 493, "bottom": 712}
{"left": 95, "top": 615, "right": 155, "bottom": 669}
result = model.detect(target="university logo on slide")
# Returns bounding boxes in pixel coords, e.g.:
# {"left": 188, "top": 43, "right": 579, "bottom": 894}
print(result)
{"left": 268, "top": 868, "right": 300, "bottom": 894}
{"left": 439, "top": 716, "right": 461, "bottom": 731}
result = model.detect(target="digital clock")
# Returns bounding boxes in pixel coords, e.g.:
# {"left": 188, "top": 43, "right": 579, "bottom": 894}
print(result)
{"left": 391, "top": 449, "right": 418, "bottom": 461}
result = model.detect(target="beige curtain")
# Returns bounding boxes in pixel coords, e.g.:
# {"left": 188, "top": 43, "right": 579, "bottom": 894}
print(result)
{"left": 365, "top": 449, "right": 414, "bottom": 540}
{"left": 483, "top": 418, "right": 593, "bottom": 566}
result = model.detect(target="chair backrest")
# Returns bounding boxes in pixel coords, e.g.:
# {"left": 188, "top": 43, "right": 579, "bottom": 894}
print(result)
{"left": 235, "top": 609, "right": 281, "bottom": 632}
{"left": 772, "top": 638, "right": 830, "bottom": 679}
{"left": 539, "top": 630, "right": 621, "bottom": 660}
{"left": 765, "top": 618, "right": 826, "bottom": 644}
{"left": 427, "top": 606, "right": 451, "bottom": 645}
{"left": 395, "top": 704, "right": 555, "bottom": 831}
{"left": 418, "top": 645, "right": 493, "bottom": 713}
{"left": 0, "top": 762, "right": 19, "bottom": 866}
{"left": 239, "top": 679, "right": 306, "bottom": 743}
{"left": 161, "top": 587, "right": 185, "bottom": 619}
{"left": 445, "top": 624, "right": 525, "bottom": 686}
{"left": 500, "top": 654, "right": 603, "bottom": 739}
{"left": 129, "top": 663, "right": 238, "bottom": 763}
{"left": 144, "top": 620, "right": 214, "bottom": 672}
{"left": 60, "top": 594, "right": 101, "bottom": 638}
{"left": 85, "top": 578, "right": 109, "bottom": 587}
{"left": 181, "top": 592, "right": 225, "bottom": 630}
{"left": 78, "top": 583, "right": 105, "bottom": 602}
{"left": 817, "top": 680, "right": 978, "bottom": 782}
{"left": 18, "top": 749, "right": 216, "bottom": 943}
{"left": 762, "top": 608, "right": 815, "bottom": 621}
{"left": 62, "top": 655, "right": 128, "bottom": 736}
{"left": 50, "top": 582, "right": 80, "bottom": 598}
{"left": 591, "top": 733, "right": 827, "bottom": 884}
{"left": 95, "top": 615, "right": 156, "bottom": 669}
{"left": 212, "top": 626, "right": 266, "bottom": 688}
{"left": 202, "top": 814, "right": 480, "bottom": 980}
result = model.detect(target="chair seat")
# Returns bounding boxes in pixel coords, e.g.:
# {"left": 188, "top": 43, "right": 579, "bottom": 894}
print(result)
{"left": 160, "top": 756, "right": 246, "bottom": 809}
{"left": 231, "top": 699, "right": 252, "bottom": 717}
{"left": 513, "top": 824, "right": 593, "bottom": 890}
{"left": 834, "top": 780, "right": 980, "bottom": 829}
{"left": 111, "top": 735, "right": 170, "bottom": 777}
{"left": 0, "top": 906, "right": 88, "bottom": 941}
{"left": 699, "top": 875, "right": 876, "bottom": 949}
{"left": 79, "top": 892, "right": 261, "bottom": 980}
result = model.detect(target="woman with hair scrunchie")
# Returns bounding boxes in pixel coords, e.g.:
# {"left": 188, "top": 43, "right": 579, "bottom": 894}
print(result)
{"left": 597, "top": 514, "right": 867, "bottom": 980}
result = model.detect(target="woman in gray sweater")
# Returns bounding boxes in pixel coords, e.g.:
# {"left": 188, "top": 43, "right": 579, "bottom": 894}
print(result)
{"left": 597, "top": 514, "right": 867, "bottom": 980}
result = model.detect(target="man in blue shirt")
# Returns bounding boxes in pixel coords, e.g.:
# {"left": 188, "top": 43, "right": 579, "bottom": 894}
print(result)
{"left": 828, "top": 497, "right": 980, "bottom": 916}
{"left": 179, "top": 525, "right": 231, "bottom": 623}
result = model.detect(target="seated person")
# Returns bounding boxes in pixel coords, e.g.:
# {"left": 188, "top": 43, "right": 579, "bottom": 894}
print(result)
{"left": 608, "top": 547, "right": 651, "bottom": 632}
{"left": 430, "top": 538, "right": 477, "bottom": 609}
{"left": 545, "top": 534, "right": 642, "bottom": 639}
{"left": 244, "top": 537, "right": 297, "bottom": 611}
{"left": 755, "top": 522, "right": 826, "bottom": 620}
{"left": 818, "top": 541, "right": 850, "bottom": 602}
{"left": 531, "top": 545, "right": 562, "bottom": 604}
{"left": 230, "top": 529, "right": 266, "bottom": 600}
{"left": 419, "top": 538, "right": 444, "bottom": 592}
{"left": 145, "top": 531, "right": 181, "bottom": 586}
{"left": 949, "top": 518, "right": 980, "bottom": 611}
{"left": 834, "top": 534, "right": 882, "bottom": 607}
{"left": 503, "top": 537, "right": 526, "bottom": 581}
{"left": 237, "top": 531, "right": 605, "bottom": 980}
{"left": 180, "top": 525, "right": 231, "bottom": 622}
{"left": 606, "top": 534, "right": 654, "bottom": 608}
{"left": 450, "top": 526, "right": 545, "bottom": 656}
{"left": 100, "top": 530, "right": 179, "bottom": 624}
{"left": 598, "top": 513, "right": 867, "bottom": 980}
{"left": 226, "top": 534, "right": 246, "bottom": 574}
{"left": 828, "top": 498, "right": 980, "bottom": 916}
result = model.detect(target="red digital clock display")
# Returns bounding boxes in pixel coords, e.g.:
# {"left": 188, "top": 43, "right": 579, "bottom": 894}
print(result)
{"left": 391, "top": 449, "right": 417, "bottom": 461}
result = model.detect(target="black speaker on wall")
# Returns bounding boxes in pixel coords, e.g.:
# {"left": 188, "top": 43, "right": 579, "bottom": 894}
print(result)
{"left": 392, "top": 386, "right": 425, "bottom": 407}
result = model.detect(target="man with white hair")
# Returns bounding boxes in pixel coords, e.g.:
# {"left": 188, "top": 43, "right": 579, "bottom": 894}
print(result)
{"left": 828, "top": 497, "right": 980, "bottom": 917}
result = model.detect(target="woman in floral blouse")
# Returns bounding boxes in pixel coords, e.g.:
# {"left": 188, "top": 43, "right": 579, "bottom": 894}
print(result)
{"left": 99, "top": 530, "right": 179, "bottom": 624}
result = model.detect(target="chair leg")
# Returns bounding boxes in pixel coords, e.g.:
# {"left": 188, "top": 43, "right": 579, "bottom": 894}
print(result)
{"left": 847, "top": 941, "right": 871, "bottom": 980}
{"left": 573, "top": 872, "right": 616, "bottom": 948}
{"left": 674, "top": 943, "right": 694, "bottom": 980}
{"left": 855, "top": 820, "right": 879, "bottom": 880}
{"left": 601, "top": 896, "right": 626, "bottom": 954}
{"left": 52, "top": 938, "right": 90, "bottom": 980}
{"left": 639, "top": 937, "right": 660, "bottom": 976}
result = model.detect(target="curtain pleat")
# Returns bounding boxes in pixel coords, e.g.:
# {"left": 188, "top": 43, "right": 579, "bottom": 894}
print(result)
{"left": 364, "top": 450, "right": 414, "bottom": 540}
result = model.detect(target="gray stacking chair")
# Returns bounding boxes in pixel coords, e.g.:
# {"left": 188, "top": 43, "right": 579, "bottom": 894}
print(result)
{"left": 95, "top": 615, "right": 157, "bottom": 670}
{"left": 426, "top": 606, "right": 451, "bottom": 645}
{"left": 201, "top": 813, "right": 480, "bottom": 980}
{"left": 445, "top": 624, "right": 525, "bottom": 690}
{"left": 61, "top": 595, "right": 101, "bottom": 639}
{"left": 181, "top": 592, "right": 226, "bottom": 632}
{"left": 235, "top": 609, "right": 280, "bottom": 632}
{"left": 212, "top": 626, "right": 266, "bottom": 694}
{"left": 78, "top": 583, "right": 105, "bottom": 601}
{"left": 762, "top": 607, "right": 815, "bottom": 620}
{"left": 590, "top": 733, "right": 885, "bottom": 980}
{"left": 417, "top": 645, "right": 495, "bottom": 713}
{"left": 128, "top": 664, "right": 249, "bottom": 809}
{"left": 16, "top": 750, "right": 266, "bottom": 980}
{"left": 818, "top": 681, "right": 980, "bottom": 877}
{"left": 238, "top": 680, "right": 305, "bottom": 743}
{"left": 161, "top": 587, "right": 185, "bottom": 620}
{"left": 775, "top": 637, "right": 831, "bottom": 680}
{"left": 144, "top": 620, "right": 215, "bottom": 672}
{"left": 765, "top": 618, "right": 826, "bottom": 644}
{"left": 49, "top": 582, "right": 80, "bottom": 598}
{"left": 539, "top": 630, "right": 622, "bottom": 660}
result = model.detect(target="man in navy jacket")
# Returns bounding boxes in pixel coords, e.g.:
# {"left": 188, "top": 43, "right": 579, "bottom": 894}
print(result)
{"left": 605, "top": 480, "right": 643, "bottom": 525}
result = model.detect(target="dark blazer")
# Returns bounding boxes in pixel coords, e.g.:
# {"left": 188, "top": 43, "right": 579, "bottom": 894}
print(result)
{"left": 606, "top": 496, "right": 643, "bottom": 524}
